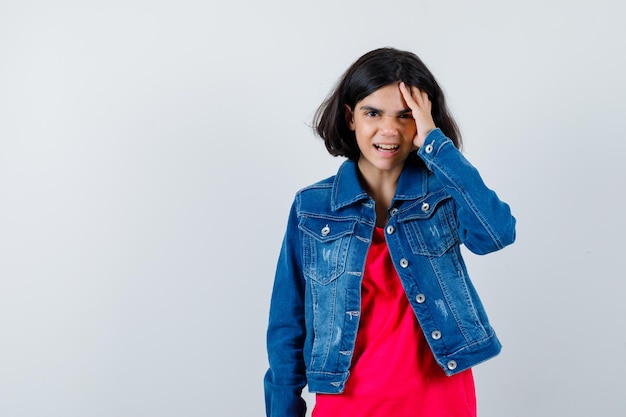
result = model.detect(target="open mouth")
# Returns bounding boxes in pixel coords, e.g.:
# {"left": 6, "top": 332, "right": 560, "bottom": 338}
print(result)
{"left": 374, "top": 144, "right": 400, "bottom": 152}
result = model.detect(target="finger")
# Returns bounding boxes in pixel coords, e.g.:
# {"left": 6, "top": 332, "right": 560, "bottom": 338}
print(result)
{"left": 402, "top": 84, "right": 421, "bottom": 107}
{"left": 399, "top": 82, "right": 415, "bottom": 106}
{"left": 412, "top": 89, "right": 431, "bottom": 111}
{"left": 410, "top": 86, "right": 422, "bottom": 107}
{"left": 411, "top": 87, "right": 426, "bottom": 106}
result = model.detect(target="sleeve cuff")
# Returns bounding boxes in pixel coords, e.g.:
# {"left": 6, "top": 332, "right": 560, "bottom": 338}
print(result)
{"left": 416, "top": 128, "right": 454, "bottom": 166}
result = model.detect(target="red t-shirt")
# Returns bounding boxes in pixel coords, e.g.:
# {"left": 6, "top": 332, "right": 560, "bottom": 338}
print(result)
{"left": 313, "top": 227, "right": 477, "bottom": 417}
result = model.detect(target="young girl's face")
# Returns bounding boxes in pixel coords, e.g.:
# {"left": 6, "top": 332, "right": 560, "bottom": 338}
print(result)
{"left": 346, "top": 83, "right": 417, "bottom": 177}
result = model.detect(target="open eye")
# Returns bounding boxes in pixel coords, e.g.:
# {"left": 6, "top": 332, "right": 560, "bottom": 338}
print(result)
{"left": 398, "top": 112, "right": 414, "bottom": 119}
{"left": 365, "top": 110, "right": 380, "bottom": 117}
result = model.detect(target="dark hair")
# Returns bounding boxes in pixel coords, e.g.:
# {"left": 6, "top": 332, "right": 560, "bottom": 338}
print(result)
{"left": 313, "top": 47, "right": 462, "bottom": 160}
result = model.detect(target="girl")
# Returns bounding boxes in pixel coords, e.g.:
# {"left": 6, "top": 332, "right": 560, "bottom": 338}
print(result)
{"left": 264, "top": 47, "right": 516, "bottom": 417}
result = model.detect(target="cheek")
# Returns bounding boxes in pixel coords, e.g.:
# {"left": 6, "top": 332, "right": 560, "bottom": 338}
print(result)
{"left": 354, "top": 122, "right": 373, "bottom": 140}
{"left": 354, "top": 130, "right": 367, "bottom": 149}
{"left": 353, "top": 126, "right": 374, "bottom": 152}
{"left": 402, "top": 123, "right": 417, "bottom": 138}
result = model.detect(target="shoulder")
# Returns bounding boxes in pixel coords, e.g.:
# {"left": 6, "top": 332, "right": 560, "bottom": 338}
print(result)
{"left": 294, "top": 175, "right": 336, "bottom": 214}
{"left": 292, "top": 160, "right": 363, "bottom": 216}
{"left": 297, "top": 175, "right": 334, "bottom": 194}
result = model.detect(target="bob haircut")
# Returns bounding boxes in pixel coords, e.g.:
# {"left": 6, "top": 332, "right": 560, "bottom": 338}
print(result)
{"left": 314, "top": 47, "right": 462, "bottom": 161}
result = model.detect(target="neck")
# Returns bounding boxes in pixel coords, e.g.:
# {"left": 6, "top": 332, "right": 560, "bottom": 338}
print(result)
{"left": 357, "top": 161, "right": 401, "bottom": 227}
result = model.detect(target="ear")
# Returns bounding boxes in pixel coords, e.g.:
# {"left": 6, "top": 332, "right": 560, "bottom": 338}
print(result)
{"left": 344, "top": 104, "right": 355, "bottom": 131}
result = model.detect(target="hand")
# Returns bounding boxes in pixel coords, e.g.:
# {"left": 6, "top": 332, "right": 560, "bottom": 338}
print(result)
{"left": 399, "top": 82, "right": 436, "bottom": 149}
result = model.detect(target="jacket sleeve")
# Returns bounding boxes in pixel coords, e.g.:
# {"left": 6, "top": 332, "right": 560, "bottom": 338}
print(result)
{"left": 417, "top": 128, "right": 516, "bottom": 255}
{"left": 264, "top": 198, "right": 308, "bottom": 417}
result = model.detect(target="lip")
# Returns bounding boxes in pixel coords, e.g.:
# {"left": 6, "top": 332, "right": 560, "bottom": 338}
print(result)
{"left": 373, "top": 143, "right": 401, "bottom": 154}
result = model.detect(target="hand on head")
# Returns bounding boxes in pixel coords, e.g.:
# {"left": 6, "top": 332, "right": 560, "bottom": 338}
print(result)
{"left": 399, "top": 82, "right": 436, "bottom": 149}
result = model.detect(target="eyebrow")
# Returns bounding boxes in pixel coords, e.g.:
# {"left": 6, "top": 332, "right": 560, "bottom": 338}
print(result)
{"left": 358, "top": 105, "right": 412, "bottom": 115}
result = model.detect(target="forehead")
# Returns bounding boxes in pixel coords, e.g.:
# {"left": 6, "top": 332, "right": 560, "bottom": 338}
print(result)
{"left": 357, "top": 83, "right": 408, "bottom": 110}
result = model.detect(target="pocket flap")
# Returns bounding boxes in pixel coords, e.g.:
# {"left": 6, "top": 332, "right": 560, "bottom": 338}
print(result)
{"left": 299, "top": 216, "right": 357, "bottom": 242}
{"left": 397, "top": 189, "right": 451, "bottom": 222}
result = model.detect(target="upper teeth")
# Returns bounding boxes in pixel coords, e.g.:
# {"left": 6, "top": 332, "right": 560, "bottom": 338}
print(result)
{"left": 376, "top": 144, "right": 399, "bottom": 150}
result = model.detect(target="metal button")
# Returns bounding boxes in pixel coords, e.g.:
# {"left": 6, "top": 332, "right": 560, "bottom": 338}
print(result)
{"left": 389, "top": 207, "right": 399, "bottom": 216}
{"left": 425, "top": 143, "right": 434, "bottom": 154}
{"left": 321, "top": 225, "right": 330, "bottom": 236}
{"left": 431, "top": 330, "right": 441, "bottom": 340}
{"left": 447, "top": 360, "right": 457, "bottom": 370}
{"left": 386, "top": 225, "right": 395, "bottom": 235}
{"left": 416, "top": 294, "right": 426, "bottom": 304}
{"left": 421, "top": 202, "right": 430, "bottom": 212}
{"left": 399, "top": 258, "right": 409, "bottom": 268}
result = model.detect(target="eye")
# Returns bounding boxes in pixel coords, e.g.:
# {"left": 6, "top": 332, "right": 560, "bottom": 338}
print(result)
{"left": 398, "top": 112, "right": 414, "bottom": 119}
{"left": 365, "top": 110, "right": 380, "bottom": 117}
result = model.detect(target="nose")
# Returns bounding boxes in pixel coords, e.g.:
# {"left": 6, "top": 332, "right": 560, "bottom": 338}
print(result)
{"left": 379, "top": 115, "right": 400, "bottom": 135}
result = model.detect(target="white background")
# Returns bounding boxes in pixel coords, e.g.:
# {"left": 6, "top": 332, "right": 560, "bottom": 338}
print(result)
{"left": 1, "top": 0, "right": 625, "bottom": 416}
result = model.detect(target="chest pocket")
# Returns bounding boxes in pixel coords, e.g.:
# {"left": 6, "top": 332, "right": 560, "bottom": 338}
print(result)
{"left": 399, "top": 191, "right": 458, "bottom": 257}
{"left": 299, "top": 216, "right": 356, "bottom": 284}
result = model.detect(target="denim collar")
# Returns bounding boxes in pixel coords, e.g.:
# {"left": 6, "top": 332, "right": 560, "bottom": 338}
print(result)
{"left": 331, "top": 160, "right": 427, "bottom": 211}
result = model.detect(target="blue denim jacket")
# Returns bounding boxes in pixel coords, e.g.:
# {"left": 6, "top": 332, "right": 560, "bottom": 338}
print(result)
{"left": 264, "top": 129, "right": 516, "bottom": 417}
